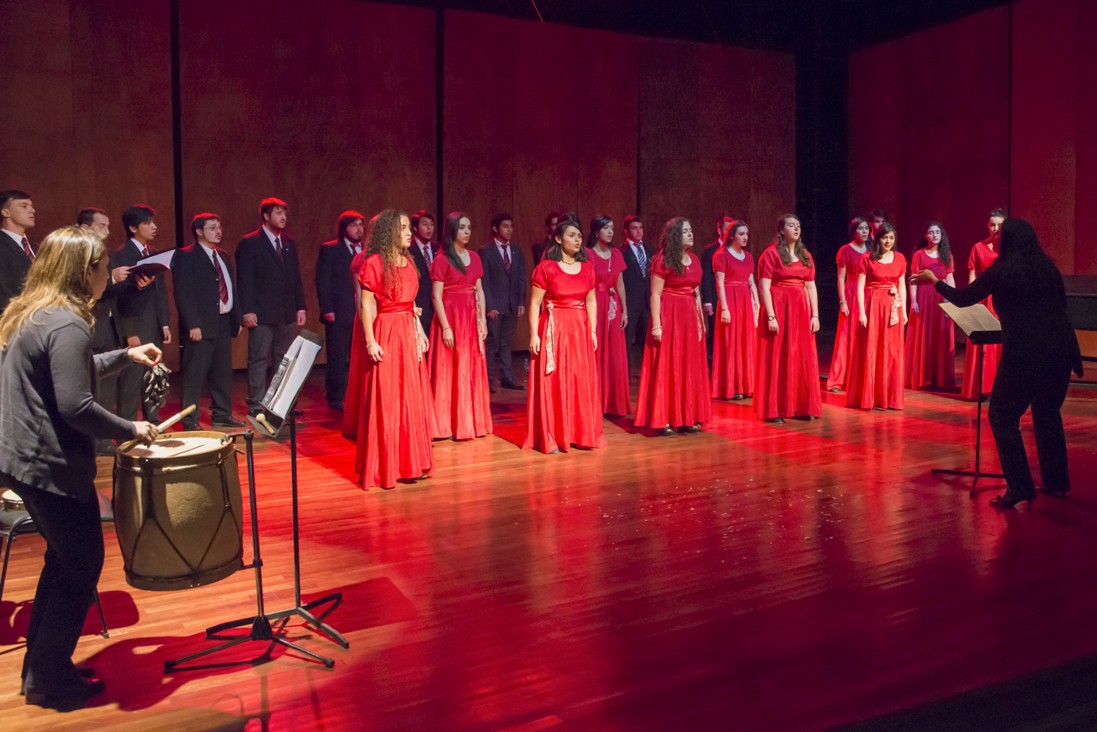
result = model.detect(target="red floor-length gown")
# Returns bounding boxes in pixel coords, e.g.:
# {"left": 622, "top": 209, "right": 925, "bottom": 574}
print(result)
{"left": 634, "top": 254, "right": 712, "bottom": 428}
{"left": 905, "top": 248, "right": 955, "bottom": 389}
{"left": 592, "top": 247, "right": 631, "bottom": 416}
{"left": 960, "top": 240, "right": 1000, "bottom": 400}
{"left": 523, "top": 260, "right": 607, "bottom": 453}
{"left": 826, "top": 243, "right": 868, "bottom": 391}
{"left": 753, "top": 245, "right": 823, "bottom": 421}
{"left": 711, "top": 247, "right": 756, "bottom": 399}
{"left": 846, "top": 252, "right": 907, "bottom": 410}
{"left": 429, "top": 252, "right": 493, "bottom": 439}
{"left": 346, "top": 254, "right": 435, "bottom": 488}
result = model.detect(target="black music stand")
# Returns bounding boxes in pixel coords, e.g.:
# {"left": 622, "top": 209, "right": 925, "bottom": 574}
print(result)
{"left": 165, "top": 431, "right": 334, "bottom": 670}
{"left": 248, "top": 332, "right": 348, "bottom": 652}
{"left": 932, "top": 303, "right": 1005, "bottom": 496}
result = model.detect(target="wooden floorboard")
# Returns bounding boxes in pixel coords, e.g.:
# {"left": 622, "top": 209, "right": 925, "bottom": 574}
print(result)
{"left": 2, "top": 371, "right": 1096, "bottom": 731}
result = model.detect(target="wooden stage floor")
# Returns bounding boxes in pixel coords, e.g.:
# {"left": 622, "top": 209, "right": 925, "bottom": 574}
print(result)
{"left": 2, "top": 371, "right": 1096, "bottom": 731}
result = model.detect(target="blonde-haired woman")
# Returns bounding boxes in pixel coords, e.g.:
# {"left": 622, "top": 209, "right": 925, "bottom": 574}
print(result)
{"left": 0, "top": 227, "right": 159, "bottom": 709}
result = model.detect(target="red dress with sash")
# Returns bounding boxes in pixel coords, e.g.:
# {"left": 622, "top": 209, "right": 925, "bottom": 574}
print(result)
{"left": 429, "top": 252, "right": 492, "bottom": 439}
{"left": 826, "top": 243, "right": 868, "bottom": 391}
{"left": 523, "top": 260, "right": 607, "bottom": 453}
{"left": 711, "top": 247, "right": 756, "bottom": 399}
{"left": 846, "top": 252, "right": 907, "bottom": 410}
{"left": 634, "top": 254, "right": 712, "bottom": 428}
{"left": 905, "top": 248, "right": 955, "bottom": 389}
{"left": 592, "top": 247, "right": 631, "bottom": 416}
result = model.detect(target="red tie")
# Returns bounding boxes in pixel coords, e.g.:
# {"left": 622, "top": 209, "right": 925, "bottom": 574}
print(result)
{"left": 21, "top": 237, "right": 34, "bottom": 261}
{"left": 275, "top": 236, "right": 283, "bottom": 258}
{"left": 141, "top": 245, "right": 150, "bottom": 258}
{"left": 213, "top": 251, "right": 229, "bottom": 305}
{"left": 502, "top": 244, "right": 511, "bottom": 273}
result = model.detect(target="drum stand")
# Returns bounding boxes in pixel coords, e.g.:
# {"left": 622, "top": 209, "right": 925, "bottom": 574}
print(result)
{"left": 165, "top": 431, "right": 337, "bottom": 671}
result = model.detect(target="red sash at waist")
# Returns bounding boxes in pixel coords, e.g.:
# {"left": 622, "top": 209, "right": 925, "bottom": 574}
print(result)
{"left": 444, "top": 286, "right": 476, "bottom": 295}
{"left": 867, "top": 282, "right": 897, "bottom": 291}
{"left": 378, "top": 302, "right": 415, "bottom": 315}
{"left": 723, "top": 281, "right": 750, "bottom": 287}
{"left": 771, "top": 280, "right": 805, "bottom": 289}
{"left": 544, "top": 299, "right": 586, "bottom": 310}
{"left": 663, "top": 288, "right": 696, "bottom": 298}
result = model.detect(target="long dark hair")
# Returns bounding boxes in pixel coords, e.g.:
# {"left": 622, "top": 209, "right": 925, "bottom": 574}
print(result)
{"left": 543, "top": 219, "right": 587, "bottom": 262}
{"left": 996, "top": 218, "right": 1063, "bottom": 292}
{"left": 870, "top": 221, "right": 896, "bottom": 261}
{"left": 588, "top": 215, "right": 613, "bottom": 250}
{"left": 848, "top": 216, "right": 870, "bottom": 243}
{"left": 775, "top": 214, "right": 812, "bottom": 267}
{"left": 920, "top": 220, "right": 952, "bottom": 267}
{"left": 442, "top": 211, "right": 469, "bottom": 274}
{"left": 660, "top": 217, "right": 690, "bottom": 277}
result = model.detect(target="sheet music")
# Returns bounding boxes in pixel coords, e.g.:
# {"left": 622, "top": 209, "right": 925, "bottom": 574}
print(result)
{"left": 262, "top": 332, "right": 322, "bottom": 418}
{"left": 938, "top": 302, "right": 1002, "bottom": 337}
{"left": 130, "top": 249, "right": 176, "bottom": 278}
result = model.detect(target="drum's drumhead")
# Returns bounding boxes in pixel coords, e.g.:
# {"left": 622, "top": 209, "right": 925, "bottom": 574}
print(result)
{"left": 120, "top": 433, "right": 226, "bottom": 460}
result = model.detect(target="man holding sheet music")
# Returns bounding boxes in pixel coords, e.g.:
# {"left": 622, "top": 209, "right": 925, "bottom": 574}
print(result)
{"left": 110, "top": 204, "right": 171, "bottom": 421}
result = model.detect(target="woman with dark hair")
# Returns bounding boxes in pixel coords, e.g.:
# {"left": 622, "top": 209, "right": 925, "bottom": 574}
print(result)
{"left": 634, "top": 217, "right": 711, "bottom": 434}
{"left": 346, "top": 209, "right": 435, "bottom": 488}
{"left": 711, "top": 219, "right": 758, "bottom": 400}
{"left": 524, "top": 219, "right": 606, "bottom": 453}
{"left": 826, "top": 217, "right": 871, "bottom": 392}
{"left": 588, "top": 215, "right": 631, "bottom": 416}
{"left": 905, "top": 221, "right": 956, "bottom": 390}
{"left": 845, "top": 222, "right": 907, "bottom": 410}
{"left": 429, "top": 211, "right": 491, "bottom": 439}
{"left": 754, "top": 214, "right": 822, "bottom": 423}
{"left": 0, "top": 227, "right": 160, "bottom": 708}
{"left": 960, "top": 209, "right": 1006, "bottom": 400}
{"left": 914, "top": 219, "right": 1083, "bottom": 508}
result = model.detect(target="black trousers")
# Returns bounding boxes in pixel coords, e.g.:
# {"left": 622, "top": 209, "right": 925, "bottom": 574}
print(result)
{"left": 625, "top": 308, "right": 649, "bottom": 379}
{"left": 16, "top": 485, "right": 103, "bottom": 694}
{"left": 323, "top": 320, "right": 353, "bottom": 405}
{"left": 180, "top": 315, "right": 235, "bottom": 425}
{"left": 246, "top": 321, "right": 297, "bottom": 411}
{"left": 987, "top": 355, "right": 1073, "bottom": 496}
{"left": 485, "top": 311, "right": 518, "bottom": 385}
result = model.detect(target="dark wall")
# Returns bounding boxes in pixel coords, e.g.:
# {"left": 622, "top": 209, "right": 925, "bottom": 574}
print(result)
{"left": 0, "top": 1, "right": 796, "bottom": 364}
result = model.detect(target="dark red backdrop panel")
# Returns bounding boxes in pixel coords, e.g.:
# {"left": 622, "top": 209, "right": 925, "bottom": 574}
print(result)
{"left": 848, "top": 7, "right": 1010, "bottom": 274}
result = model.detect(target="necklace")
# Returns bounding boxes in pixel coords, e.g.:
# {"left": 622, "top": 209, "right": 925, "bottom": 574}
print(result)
{"left": 562, "top": 257, "right": 577, "bottom": 265}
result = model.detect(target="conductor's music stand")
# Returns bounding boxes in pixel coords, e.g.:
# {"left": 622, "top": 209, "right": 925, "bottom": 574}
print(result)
{"left": 932, "top": 303, "right": 1005, "bottom": 496}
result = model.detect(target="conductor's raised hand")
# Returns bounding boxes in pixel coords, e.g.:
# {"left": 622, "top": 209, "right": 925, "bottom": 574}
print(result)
{"left": 127, "top": 342, "right": 162, "bottom": 367}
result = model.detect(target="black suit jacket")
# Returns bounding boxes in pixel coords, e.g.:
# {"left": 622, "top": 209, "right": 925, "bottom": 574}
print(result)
{"left": 172, "top": 244, "right": 243, "bottom": 336}
{"left": 620, "top": 241, "right": 653, "bottom": 315}
{"left": 234, "top": 228, "right": 306, "bottom": 326}
{"left": 700, "top": 240, "right": 721, "bottom": 307}
{"left": 532, "top": 237, "right": 553, "bottom": 265}
{"left": 480, "top": 241, "right": 526, "bottom": 316}
{"left": 0, "top": 231, "right": 32, "bottom": 314}
{"left": 315, "top": 239, "right": 359, "bottom": 325}
{"left": 407, "top": 239, "right": 437, "bottom": 325}
{"left": 91, "top": 278, "right": 126, "bottom": 353}
{"left": 109, "top": 239, "right": 170, "bottom": 343}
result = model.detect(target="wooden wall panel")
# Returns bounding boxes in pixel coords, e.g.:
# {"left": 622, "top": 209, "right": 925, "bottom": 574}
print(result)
{"left": 179, "top": 0, "right": 437, "bottom": 367}
{"left": 848, "top": 8, "right": 1010, "bottom": 273}
{"left": 746, "top": 49, "right": 798, "bottom": 254}
{"left": 1076, "top": 0, "right": 1097, "bottom": 275}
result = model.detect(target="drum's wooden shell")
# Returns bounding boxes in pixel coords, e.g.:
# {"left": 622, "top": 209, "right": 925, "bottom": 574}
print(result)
{"left": 113, "top": 431, "right": 243, "bottom": 591}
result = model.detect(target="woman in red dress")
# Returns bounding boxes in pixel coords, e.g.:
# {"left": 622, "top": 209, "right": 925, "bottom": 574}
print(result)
{"left": 905, "top": 221, "right": 956, "bottom": 390}
{"left": 754, "top": 214, "right": 823, "bottom": 423}
{"left": 524, "top": 219, "right": 606, "bottom": 453}
{"left": 711, "top": 220, "right": 759, "bottom": 400}
{"left": 960, "top": 208, "right": 1006, "bottom": 400}
{"left": 346, "top": 210, "right": 435, "bottom": 489}
{"left": 634, "top": 217, "right": 712, "bottom": 434}
{"left": 429, "top": 211, "right": 491, "bottom": 439}
{"left": 826, "top": 217, "right": 871, "bottom": 392}
{"left": 846, "top": 222, "right": 908, "bottom": 410}
{"left": 588, "top": 215, "right": 631, "bottom": 416}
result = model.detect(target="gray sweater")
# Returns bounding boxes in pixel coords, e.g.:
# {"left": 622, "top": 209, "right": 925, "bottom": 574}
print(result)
{"left": 0, "top": 308, "right": 134, "bottom": 503}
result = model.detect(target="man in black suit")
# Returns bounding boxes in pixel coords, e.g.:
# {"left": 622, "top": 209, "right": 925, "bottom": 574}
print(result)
{"left": 408, "top": 210, "right": 437, "bottom": 336}
{"left": 620, "top": 215, "right": 652, "bottom": 377}
{"left": 78, "top": 207, "right": 132, "bottom": 453}
{"left": 174, "top": 213, "right": 245, "bottom": 430}
{"left": 235, "top": 197, "right": 306, "bottom": 416}
{"left": 0, "top": 189, "right": 37, "bottom": 314}
{"left": 481, "top": 212, "right": 526, "bottom": 390}
{"left": 531, "top": 210, "right": 561, "bottom": 264}
{"left": 700, "top": 215, "right": 735, "bottom": 363}
{"left": 110, "top": 204, "right": 171, "bottom": 422}
{"left": 315, "top": 210, "right": 364, "bottom": 410}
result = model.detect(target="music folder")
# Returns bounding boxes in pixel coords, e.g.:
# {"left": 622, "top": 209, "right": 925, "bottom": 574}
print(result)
{"left": 938, "top": 302, "right": 1002, "bottom": 345}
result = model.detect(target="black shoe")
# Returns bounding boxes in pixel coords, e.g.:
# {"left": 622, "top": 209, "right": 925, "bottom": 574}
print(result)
{"left": 501, "top": 380, "right": 526, "bottom": 391}
{"left": 25, "top": 677, "right": 104, "bottom": 711}
{"left": 990, "top": 492, "right": 1036, "bottom": 510}
{"left": 248, "top": 408, "right": 262, "bottom": 418}
{"left": 211, "top": 418, "right": 246, "bottom": 428}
